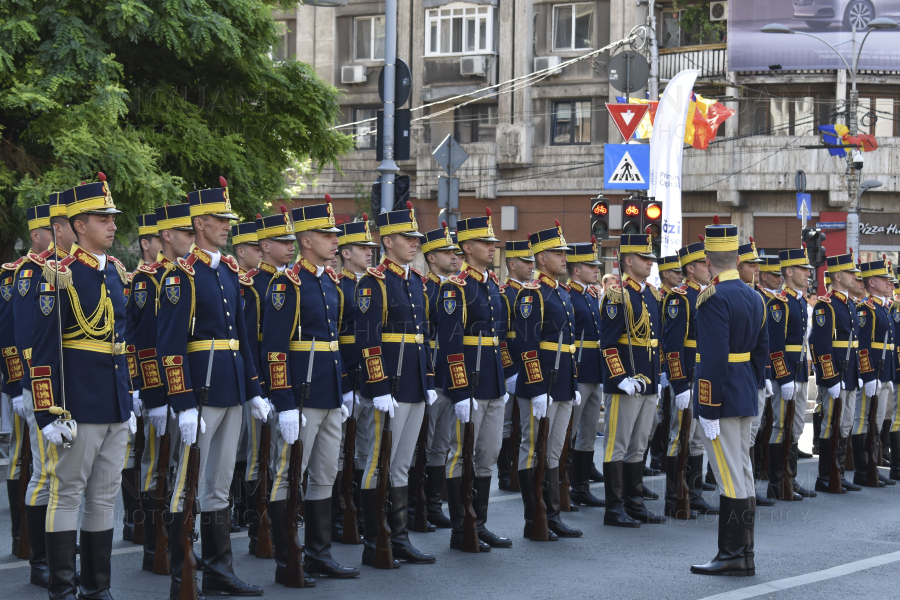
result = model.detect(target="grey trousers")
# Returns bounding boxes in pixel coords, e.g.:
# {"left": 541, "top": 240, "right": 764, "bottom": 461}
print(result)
{"left": 361, "top": 399, "right": 425, "bottom": 489}
{"left": 426, "top": 390, "right": 454, "bottom": 467}
{"left": 502, "top": 393, "right": 516, "bottom": 439}
{"left": 271, "top": 407, "right": 342, "bottom": 502}
{"left": 170, "top": 404, "right": 241, "bottom": 513}
{"left": 602, "top": 392, "right": 657, "bottom": 463}
{"left": 666, "top": 405, "right": 704, "bottom": 457}
{"left": 769, "top": 380, "right": 807, "bottom": 444}
{"left": 853, "top": 384, "right": 891, "bottom": 435}
{"left": 572, "top": 382, "right": 602, "bottom": 452}
{"left": 701, "top": 416, "right": 754, "bottom": 499}
{"left": 516, "top": 398, "right": 573, "bottom": 470}
{"left": 139, "top": 413, "right": 181, "bottom": 493}
{"left": 749, "top": 389, "right": 766, "bottom": 446}
{"left": 819, "top": 388, "right": 856, "bottom": 440}
{"left": 446, "top": 397, "right": 505, "bottom": 479}
{"left": 892, "top": 387, "right": 900, "bottom": 433}
{"left": 354, "top": 397, "right": 374, "bottom": 471}
{"left": 46, "top": 421, "right": 129, "bottom": 532}
{"left": 244, "top": 416, "right": 276, "bottom": 483}
{"left": 4, "top": 393, "right": 25, "bottom": 480}
{"left": 23, "top": 389, "right": 50, "bottom": 507}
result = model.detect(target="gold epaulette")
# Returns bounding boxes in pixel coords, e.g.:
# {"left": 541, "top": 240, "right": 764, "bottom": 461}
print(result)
{"left": 604, "top": 285, "right": 623, "bottom": 304}
{"left": 410, "top": 266, "right": 423, "bottom": 279}
{"left": 816, "top": 294, "right": 831, "bottom": 304}
{"left": 522, "top": 280, "right": 541, "bottom": 290}
{"left": 696, "top": 284, "right": 716, "bottom": 308}
{"left": 136, "top": 263, "right": 157, "bottom": 276}
{"left": 27, "top": 251, "right": 47, "bottom": 267}
{"left": 43, "top": 256, "right": 75, "bottom": 290}
{"left": 239, "top": 272, "right": 254, "bottom": 286}
{"left": 176, "top": 256, "right": 195, "bottom": 277}
{"left": 108, "top": 256, "right": 129, "bottom": 285}
{"left": 647, "top": 282, "right": 663, "bottom": 302}
{"left": 324, "top": 266, "right": 340, "bottom": 284}
{"left": 449, "top": 271, "right": 467, "bottom": 287}
{"left": 283, "top": 269, "right": 301, "bottom": 286}
{"left": 365, "top": 265, "right": 386, "bottom": 280}
{"left": 220, "top": 254, "right": 240, "bottom": 273}
{"left": 667, "top": 286, "right": 687, "bottom": 296}
{"left": 2, "top": 256, "right": 27, "bottom": 272}
{"left": 489, "top": 270, "right": 500, "bottom": 285}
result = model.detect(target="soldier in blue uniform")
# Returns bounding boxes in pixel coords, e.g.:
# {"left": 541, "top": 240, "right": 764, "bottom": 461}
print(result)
{"left": 420, "top": 221, "right": 460, "bottom": 529}
{"left": 690, "top": 221, "right": 767, "bottom": 578}
{"left": 157, "top": 178, "right": 267, "bottom": 598}
{"left": 888, "top": 276, "right": 900, "bottom": 481}
{"left": 261, "top": 200, "right": 359, "bottom": 583}
{"left": 853, "top": 259, "right": 897, "bottom": 487}
{"left": 514, "top": 222, "right": 583, "bottom": 539}
{"left": 133, "top": 203, "right": 194, "bottom": 573}
{"left": 765, "top": 248, "right": 816, "bottom": 501}
{"left": 30, "top": 175, "right": 137, "bottom": 599}
{"left": 355, "top": 201, "right": 437, "bottom": 566}
{"left": 438, "top": 208, "right": 511, "bottom": 550}
{"left": 497, "top": 240, "right": 534, "bottom": 491}
{"left": 599, "top": 234, "right": 664, "bottom": 528}
{"left": 662, "top": 238, "right": 718, "bottom": 518}
{"left": 334, "top": 214, "right": 379, "bottom": 541}
{"left": 564, "top": 239, "right": 605, "bottom": 508}
{"left": 811, "top": 253, "right": 861, "bottom": 493}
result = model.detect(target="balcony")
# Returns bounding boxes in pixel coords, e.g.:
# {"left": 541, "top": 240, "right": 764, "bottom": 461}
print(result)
{"left": 658, "top": 43, "right": 726, "bottom": 80}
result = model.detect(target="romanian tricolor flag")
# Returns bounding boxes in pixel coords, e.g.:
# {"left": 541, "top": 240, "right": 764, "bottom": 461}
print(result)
{"left": 616, "top": 93, "right": 735, "bottom": 150}
{"left": 818, "top": 124, "right": 878, "bottom": 157}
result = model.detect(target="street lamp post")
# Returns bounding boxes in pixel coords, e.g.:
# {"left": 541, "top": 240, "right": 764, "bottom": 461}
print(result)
{"left": 761, "top": 18, "right": 897, "bottom": 256}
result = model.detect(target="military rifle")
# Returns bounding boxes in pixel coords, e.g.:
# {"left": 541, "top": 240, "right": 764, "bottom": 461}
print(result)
{"left": 508, "top": 396, "right": 521, "bottom": 492}
{"left": 560, "top": 331, "right": 584, "bottom": 512}
{"left": 530, "top": 331, "right": 563, "bottom": 541}
{"left": 827, "top": 329, "right": 854, "bottom": 494}
{"left": 779, "top": 337, "right": 806, "bottom": 501}
{"left": 460, "top": 333, "right": 481, "bottom": 552}
{"left": 16, "top": 423, "right": 31, "bottom": 559}
{"left": 178, "top": 343, "right": 214, "bottom": 600}
{"left": 284, "top": 330, "right": 312, "bottom": 587}
{"left": 865, "top": 331, "right": 889, "bottom": 487}
{"left": 373, "top": 337, "right": 405, "bottom": 569}
{"left": 132, "top": 414, "right": 146, "bottom": 545}
{"left": 254, "top": 414, "right": 274, "bottom": 558}
{"left": 410, "top": 340, "right": 438, "bottom": 533}
{"left": 341, "top": 367, "right": 361, "bottom": 543}
{"left": 153, "top": 423, "right": 171, "bottom": 574}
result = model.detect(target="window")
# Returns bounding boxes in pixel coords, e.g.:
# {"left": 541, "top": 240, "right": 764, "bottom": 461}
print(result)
{"left": 553, "top": 3, "right": 593, "bottom": 51}
{"left": 353, "top": 107, "right": 378, "bottom": 150}
{"left": 273, "top": 21, "right": 295, "bottom": 62}
{"left": 425, "top": 3, "right": 493, "bottom": 56}
{"left": 454, "top": 104, "right": 498, "bottom": 143}
{"left": 552, "top": 100, "right": 591, "bottom": 145}
{"left": 857, "top": 96, "right": 896, "bottom": 137}
{"left": 354, "top": 16, "right": 385, "bottom": 61}
{"left": 739, "top": 95, "right": 832, "bottom": 137}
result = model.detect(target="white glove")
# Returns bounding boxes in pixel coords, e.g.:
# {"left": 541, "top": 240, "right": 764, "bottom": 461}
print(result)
{"left": 502, "top": 392, "right": 510, "bottom": 404}
{"left": 828, "top": 383, "right": 841, "bottom": 400}
{"left": 373, "top": 394, "right": 399, "bottom": 418}
{"left": 426, "top": 390, "right": 438, "bottom": 405}
{"left": 531, "top": 394, "right": 548, "bottom": 418}
{"left": 675, "top": 390, "right": 691, "bottom": 411}
{"left": 41, "top": 421, "right": 74, "bottom": 446}
{"left": 658, "top": 384, "right": 662, "bottom": 397}
{"left": 781, "top": 381, "right": 795, "bottom": 401}
{"left": 128, "top": 411, "right": 137, "bottom": 434}
{"left": 890, "top": 382, "right": 895, "bottom": 394}
{"left": 574, "top": 391, "right": 582, "bottom": 406}
{"left": 455, "top": 400, "right": 478, "bottom": 423}
{"left": 179, "top": 408, "right": 206, "bottom": 446}
{"left": 278, "top": 409, "right": 300, "bottom": 444}
{"left": 249, "top": 396, "right": 269, "bottom": 423}
{"left": 660, "top": 372, "right": 669, "bottom": 389}
{"left": 11, "top": 395, "right": 26, "bottom": 419}
{"left": 858, "top": 378, "right": 864, "bottom": 389}
{"left": 148, "top": 406, "right": 168, "bottom": 436}
{"left": 699, "top": 416, "right": 720, "bottom": 440}
{"left": 132, "top": 391, "right": 143, "bottom": 417}
{"left": 340, "top": 404, "right": 350, "bottom": 423}
{"left": 342, "top": 391, "right": 355, "bottom": 415}
{"left": 765, "top": 379, "right": 773, "bottom": 398}
{"left": 865, "top": 379, "right": 877, "bottom": 398}
{"left": 505, "top": 374, "right": 518, "bottom": 395}
{"left": 617, "top": 378, "right": 639, "bottom": 397}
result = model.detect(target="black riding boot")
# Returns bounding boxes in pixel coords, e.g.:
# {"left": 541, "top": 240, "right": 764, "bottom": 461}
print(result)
{"left": 649, "top": 420, "right": 666, "bottom": 472}
{"left": 814, "top": 438, "right": 841, "bottom": 493}
{"left": 360, "top": 488, "right": 400, "bottom": 568}
{"left": 447, "top": 476, "right": 490, "bottom": 551}
{"left": 889, "top": 431, "right": 900, "bottom": 480}
{"left": 47, "top": 530, "right": 78, "bottom": 600}
{"left": 140, "top": 493, "right": 158, "bottom": 572}
{"left": 200, "top": 509, "right": 263, "bottom": 596}
{"left": 589, "top": 461, "right": 604, "bottom": 482}
{"left": 703, "top": 461, "right": 717, "bottom": 491}
{"left": 353, "top": 469, "right": 364, "bottom": 531}
{"left": 474, "top": 476, "right": 511, "bottom": 547}
{"left": 544, "top": 467, "right": 582, "bottom": 537}
{"left": 25, "top": 504, "right": 50, "bottom": 586}
{"left": 570, "top": 450, "right": 604, "bottom": 507}
{"left": 303, "top": 498, "right": 360, "bottom": 577}
{"left": 875, "top": 431, "right": 896, "bottom": 484}
{"left": 664, "top": 455, "right": 696, "bottom": 519}
{"left": 246, "top": 483, "right": 260, "bottom": 555}
{"left": 749, "top": 446, "right": 775, "bottom": 506}
{"left": 688, "top": 455, "right": 719, "bottom": 514}
{"left": 497, "top": 438, "right": 512, "bottom": 490}
{"left": 744, "top": 496, "right": 756, "bottom": 574}
{"left": 268, "top": 500, "right": 315, "bottom": 587}
{"left": 623, "top": 461, "right": 665, "bottom": 524}
{"left": 690, "top": 496, "right": 752, "bottom": 577}
{"left": 767, "top": 443, "right": 802, "bottom": 500}
{"left": 518, "top": 468, "right": 557, "bottom": 540}
{"left": 330, "top": 480, "right": 344, "bottom": 541}
{"left": 838, "top": 435, "right": 861, "bottom": 490}
{"left": 790, "top": 442, "right": 817, "bottom": 497}
{"left": 603, "top": 462, "right": 639, "bottom": 528}
{"left": 424, "top": 465, "right": 451, "bottom": 529}
{"left": 851, "top": 434, "right": 879, "bottom": 487}
{"left": 812, "top": 408, "right": 822, "bottom": 455}
{"left": 7, "top": 480, "right": 21, "bottom": 555}
{"left": 120, "top": 469, "right": 137, "bottom": 542}
{"left": 78, "top": 529, "right": 114, "bottom": 600}
{"left": 386, "top": 486, "right": 435, "bottom": 563}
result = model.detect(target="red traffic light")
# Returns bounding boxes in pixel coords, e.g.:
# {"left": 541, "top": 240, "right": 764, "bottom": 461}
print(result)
{"left": 624, "top": 204, "right": 640, "bottom": 217}
{"left": 644, "top": 203, "right": 661, "bottom": 221}
{"left": 593, "top": 203, "right": 608, "bottom": 216}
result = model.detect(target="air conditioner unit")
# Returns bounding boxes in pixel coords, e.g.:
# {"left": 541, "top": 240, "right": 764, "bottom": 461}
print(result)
{"left": 341, "top": 65, "right": 367, "bottom": 84}
{"left": 709, "top": 1, "right": 727, "bottom": 21}
{"left": 533, "top": 56, "right": 562, "bottom": 75}
{"left": 460, "top": 56, "right": 487, "bottom": 77}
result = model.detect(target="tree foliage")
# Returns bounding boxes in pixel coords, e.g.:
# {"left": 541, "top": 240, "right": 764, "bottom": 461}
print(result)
{"left": 0, "top": 0, "right": 352, "bottom": 259}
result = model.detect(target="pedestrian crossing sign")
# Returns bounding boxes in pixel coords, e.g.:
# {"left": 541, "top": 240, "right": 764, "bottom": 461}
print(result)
{"left": 604, "top": 144, "right": 649, "bottom": 190}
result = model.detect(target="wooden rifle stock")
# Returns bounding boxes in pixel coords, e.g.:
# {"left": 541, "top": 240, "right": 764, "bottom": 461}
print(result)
{"left": 865, "top": 386, "right": 880, "bottom": 487}
{"left": 409, "top": 417, "right": 429, "bottom": 533}
{"left": 372, "top": 411, "right": 394, "bottom": 568}
{"left": 760, "top": 397, "right": 774, "bottom": 480}
{"left": 508, "top": 396, "right": 521, "bottom": 492}
{"left": 178, "top": 442, "right": 200, "bottom": 600}
{"left": 673, "top": 407, "right": 692, "bottom": 518}
{"left": 779, "top": 400, "right": 796, "bottom": 500}
{"left": 255, "top": 422, "right": 274, "bottom": 558}
{"left": 342, "top": 414, "right": 361, "bottom": 543}
{"left": 153, "top": 431, "right": 171, "bottom": 575}
{"left": 16, "top": 423, "right": 32, "bottom": 559}
{"left": 132, "top": 415, "right": 146, "bottom": 545}
{"left": 283, "top": 438, "right": 306, "bottom": 587}
{"left": 559, "top": 413, "right": 574, "bottom": 512}
{"left": 460, "top": 412, "right": 479, "bottom": 552}
{"left": 827, "top": 394, "right": 844, "bottom": 493}
{"left": 530, "top": 415, "right": 550, "bottom": 541}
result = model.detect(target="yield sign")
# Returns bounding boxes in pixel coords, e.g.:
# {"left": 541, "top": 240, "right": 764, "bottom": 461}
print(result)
{"left": 606, "top": 102, "right": 650, "bottom": 142}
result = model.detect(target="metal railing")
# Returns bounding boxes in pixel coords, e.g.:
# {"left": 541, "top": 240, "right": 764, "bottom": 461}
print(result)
{"left": 658, "top": 43, "right": 727, "bottom": 79}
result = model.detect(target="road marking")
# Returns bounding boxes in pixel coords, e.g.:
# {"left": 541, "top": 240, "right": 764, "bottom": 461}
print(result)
{"left": 696, "top": 550, "right": 900, "bottom": 600}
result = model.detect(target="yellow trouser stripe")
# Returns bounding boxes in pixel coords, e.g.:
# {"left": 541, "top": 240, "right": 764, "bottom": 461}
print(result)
{"left": 29, "top": 427, "right": 48, "bottom": 507}
{"left": 448, "top": 419, "right": 464, "bottom": 476}
{"left": 711, "top": 438, "right": 736, "bottom": 497}
{"left": 10, "top": 414, "right": 22, "bottom": 478}
{"left": 823, "top": 397, "right": 834, "bottom": 439}
{"left": 143, "top": 423, "right": 157, "bottom": 492}
{"left": 365, "top": 409, "right": 382, "bottom": 489}
{"left": 271, "top": 436, "right": 290, "bottom": 502}
{"left": 170, "top": 445, "right": 191, "bottom": 513}
{"left": 893, "top": 388, "right": 900, "bottom": 432}
{"left": 122, "top": 436, "right": 133, "bottom": 470}
{"left": 774, "top": 399, "right": 786, "bottom": 444}
{"left": 855, "top": 394, "right": 868, "bottom": 435}
{"left": 526, "top": 412, "right": 536, "bottom": 469}
{"left": 667, "top": 409, "right": 683, "bottom": 457}
{"left": 604, "top": 394, "right": 620, "bottom": 462}
{"left": 247, "top": 417, "right": 259, "bottom": 481}
{"left": 46, "top": 443, "right": 60, "bottom": 532}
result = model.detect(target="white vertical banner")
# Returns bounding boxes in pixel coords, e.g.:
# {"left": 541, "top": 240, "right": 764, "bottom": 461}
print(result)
{"left": 647, "top": 69, "right": 699, "bottom": 286}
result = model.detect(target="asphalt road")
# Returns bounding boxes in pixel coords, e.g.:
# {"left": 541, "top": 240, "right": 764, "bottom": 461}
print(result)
{"left": 2, "top": 428, "right": 900, "bottom": 600}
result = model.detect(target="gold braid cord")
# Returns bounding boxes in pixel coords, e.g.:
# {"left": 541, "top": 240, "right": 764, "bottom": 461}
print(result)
{"left": 622, "top": 287, "right": 652, "bottom": 361}
{"left": 64, "top": 284, "right": 114, "bottom": 341}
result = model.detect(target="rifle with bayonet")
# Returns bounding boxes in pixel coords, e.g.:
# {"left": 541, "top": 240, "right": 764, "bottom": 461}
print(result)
{"left": 341, "top": 367, "right": 361, "bottom": 543}
{"left": 460, "top": 333, "right": 481, "bottom": 552}
{"left": 866, "top": 330, "right": 890, "bottom": 487}
{"left": 132, "top": 413, "right": 146, "bottom": 545}
{"left": 254, "top": 411, "right": 274, "bottom": 558}
{"left": 559, "top": 331, "right": 583, "bottom": 512}
{"left": 779, "top": 336, "right": 807, "bottom": 501}
{"left": 508, "top": 395, "right": 521, "bottom": 492}
{"left": 15, "top": 423, "right": 31, "bottom": 559}
{"left": 178, "top": 343, "right": 214, "bottom": 600}
{"left": 827, "top": 328, "right": 855, "bottom": 494}
{"left": 153, "top": 417, "right": 171, "bottom": 574}
{"left": 410, "top": 341, "right": 437, "bottom": 533}
{"left": 530, "top": 331, "right": 563, "bottom": 541}
{"left": 373, "top": 337, "right": 405, "bottom": 569}
{"left": 674, "top": 353, "right": 695, "bottom": 518}
{"left": 285, "top": 329, "right": 313, "bottom": 587}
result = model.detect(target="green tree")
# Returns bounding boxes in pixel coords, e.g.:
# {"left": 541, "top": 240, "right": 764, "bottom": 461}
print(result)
{"left": 0, "top": 0, "right": 352, "bottom": 261}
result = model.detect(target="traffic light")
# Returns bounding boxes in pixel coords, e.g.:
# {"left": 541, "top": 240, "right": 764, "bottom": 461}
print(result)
{"left": 622, "top": 197, "right": 642, "bottom": 235}
{"left": 591, "top": 196, "right": 610, "bottom": 241}
{"left": 802, "top": 226, "right": 827, "bottom": 267}
{"left": 642, "top": 199, "right": 662, "bottom": 256}
{"left": 371, "top": 174, "right": 412, "bottom": 215}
